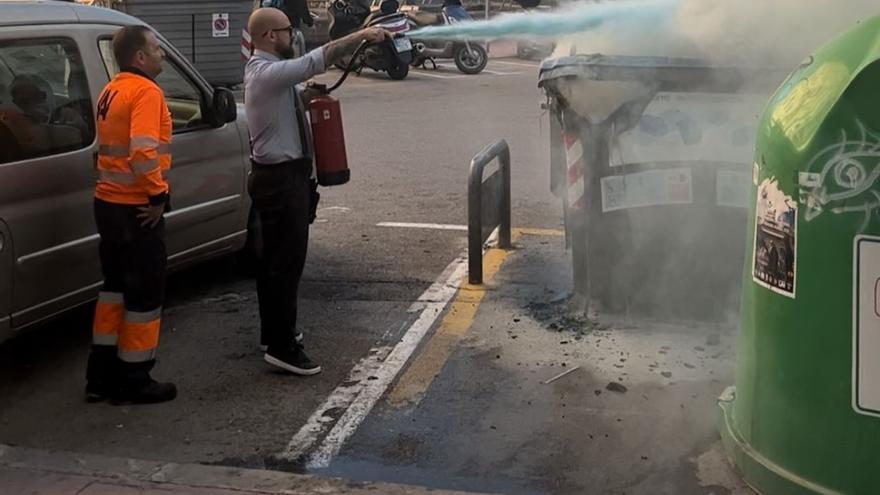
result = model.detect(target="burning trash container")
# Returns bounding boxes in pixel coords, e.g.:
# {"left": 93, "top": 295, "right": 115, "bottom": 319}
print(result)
{"left": 539, "top": 55, "right": 787, "bottom": 322}
{"left": 715, "top": 15, "right": 880, "bottom": 495}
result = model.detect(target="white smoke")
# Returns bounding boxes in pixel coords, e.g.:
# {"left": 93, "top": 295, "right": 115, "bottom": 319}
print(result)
{"left": 676, "top": 0, "right": 878, "bottom": 64}
{"left": 554, "top": 0, "right": 879, "bottom": 66}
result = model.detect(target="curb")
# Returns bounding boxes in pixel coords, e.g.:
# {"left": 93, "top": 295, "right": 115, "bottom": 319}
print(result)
{"left": 0, "top": 444, "right": 486, "bottom": 494}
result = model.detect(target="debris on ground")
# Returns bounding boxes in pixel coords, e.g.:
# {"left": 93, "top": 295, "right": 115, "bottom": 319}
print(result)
{"left": 526, "top": 300, "right": 606, "bottom": 337}
{"left": 542, "top": 366, "right": 581, "bottom": 385}
{"left": 661, "top": 371, "right": 673, "bottom": 378}
{"left": 606, "top": 382, "right": 628, "bottom": 394}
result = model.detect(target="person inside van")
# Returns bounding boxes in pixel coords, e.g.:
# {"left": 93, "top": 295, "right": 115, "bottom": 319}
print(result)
{"left": 10, "top": 74, "right": 90, "bottom": 142}
{"left": 10, "top": 75, "right": 53, "bottom": 124}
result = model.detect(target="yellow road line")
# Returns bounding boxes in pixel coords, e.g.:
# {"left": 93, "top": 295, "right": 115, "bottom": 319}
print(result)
{"left": 515, "top": 227, "right": 564, "bottom": 237}
{"left": 386, "top": 227, "right": 563, "bottom": 409}
{"left": 386, "top": 248, "right": 509, "bottom": 408}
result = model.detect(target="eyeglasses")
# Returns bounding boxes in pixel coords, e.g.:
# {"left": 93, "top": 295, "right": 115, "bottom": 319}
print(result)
{"left": 265, "top": 25, "right": 294, "bottom": 37}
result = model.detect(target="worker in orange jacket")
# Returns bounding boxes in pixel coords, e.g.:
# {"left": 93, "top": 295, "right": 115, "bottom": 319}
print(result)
{"left": 85, "top": 25, "right": 176, "bottom": 404}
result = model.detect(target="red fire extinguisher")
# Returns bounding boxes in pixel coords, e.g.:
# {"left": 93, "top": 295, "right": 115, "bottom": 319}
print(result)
{"left": 306, "top": 41, "right": 370, "bottom": 187}
{"left": 309, "top": 91, "right": 349, "bottom": 186}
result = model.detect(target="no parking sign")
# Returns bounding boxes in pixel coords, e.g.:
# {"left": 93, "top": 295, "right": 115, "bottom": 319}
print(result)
{"left": 212, "top": 13, "right": 229, "bottom": 38}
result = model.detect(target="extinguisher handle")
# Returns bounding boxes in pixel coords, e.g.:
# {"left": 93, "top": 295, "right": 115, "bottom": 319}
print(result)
{"left": 327, "top": 40, "right": 370, "bottom": 93}
{"left": 307, "top": 82, "right": 329, "bottom": 95}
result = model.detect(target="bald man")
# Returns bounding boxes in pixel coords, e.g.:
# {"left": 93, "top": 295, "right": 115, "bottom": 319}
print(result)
{"left": 244, "top": 8, "right": 389, "bottom": 376}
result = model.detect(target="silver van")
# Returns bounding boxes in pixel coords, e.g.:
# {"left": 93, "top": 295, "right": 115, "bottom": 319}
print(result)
{"left": 0, "top": 1, "right": 252, "bottom": 342}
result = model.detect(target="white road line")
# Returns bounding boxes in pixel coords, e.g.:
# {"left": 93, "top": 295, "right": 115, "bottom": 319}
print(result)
{"left": 492, "top": 60, "right": 540, "bottom": 68}
{"left": 483, "top": 69, "right": 523, "bottom": 76}
{"left": 411, "top": 70, "right": 464, "bottom": 80}
{"left": 377, "top": 222, "right": 468, "bottom": 231}
{"left": 305, "top": 256, "right": 469, "bottom": 467}
{"left": 277, "top": 345, "right": 393, "bottom": 461}
{"left": 276, "top": 254, "right": 469, "bottom": 466}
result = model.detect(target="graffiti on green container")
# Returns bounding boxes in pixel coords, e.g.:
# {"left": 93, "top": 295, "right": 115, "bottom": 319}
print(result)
{"left": 800, "top": 120, "right": 880, "bottom": 232}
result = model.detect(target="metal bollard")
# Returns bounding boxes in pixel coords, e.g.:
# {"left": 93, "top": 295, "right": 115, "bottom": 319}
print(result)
{"left": 468, "top": 139, "right": 511, "bottom": 284}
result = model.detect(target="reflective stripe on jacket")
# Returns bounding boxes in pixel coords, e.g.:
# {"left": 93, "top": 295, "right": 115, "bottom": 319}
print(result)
{"left": 95, "top": 71, "right": 172, "bottom": 205}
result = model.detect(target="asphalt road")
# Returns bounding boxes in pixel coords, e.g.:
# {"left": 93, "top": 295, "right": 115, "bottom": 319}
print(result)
{"left": 0, "top": 56, "right": 564, "bottom": 484}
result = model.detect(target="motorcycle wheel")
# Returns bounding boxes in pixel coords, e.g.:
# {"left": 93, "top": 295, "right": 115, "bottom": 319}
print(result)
{"left": 454, "top": 44, "right": 488, "bottom": 75}
{"left": 387, "top": 63, "right": 409, "bottom": 80}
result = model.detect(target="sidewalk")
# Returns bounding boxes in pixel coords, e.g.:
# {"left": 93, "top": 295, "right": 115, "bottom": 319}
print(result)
{"left": 0, "top": 444, "right": 485, "bottom": 495}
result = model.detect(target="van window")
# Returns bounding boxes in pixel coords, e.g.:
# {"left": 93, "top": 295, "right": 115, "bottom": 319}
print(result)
{"left": 0, "top": 38, "right": 95, "bottom": 165}
{"left": 98, "top": 39, "right": 205, "bottom": 132}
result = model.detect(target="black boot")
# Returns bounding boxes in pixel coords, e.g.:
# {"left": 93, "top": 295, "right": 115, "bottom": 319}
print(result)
{"left": 85, "top": 345, "right": 118, "bottom": 402}
{"left": 112, "top": 360, "right": 177, "bottom": 405}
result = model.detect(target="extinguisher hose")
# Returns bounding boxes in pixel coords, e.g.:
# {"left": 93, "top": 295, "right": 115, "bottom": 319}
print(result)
{"left": 327, "top": 40, "right": 369, "bottom": 93}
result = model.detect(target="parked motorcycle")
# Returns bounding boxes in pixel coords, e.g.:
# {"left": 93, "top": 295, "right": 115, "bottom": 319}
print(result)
{"left": 328, "top": 0, "right": 413, "bottom": 80}
{"left": 406, "top": 4, "right": 488, "bottom": 75}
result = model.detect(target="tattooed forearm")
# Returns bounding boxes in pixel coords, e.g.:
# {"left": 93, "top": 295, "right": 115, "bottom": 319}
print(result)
{"left": 322, "top": 27, "right": 391, "bottom": 67}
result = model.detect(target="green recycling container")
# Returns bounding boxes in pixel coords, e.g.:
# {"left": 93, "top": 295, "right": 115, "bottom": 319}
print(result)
{"left": 720, "top": 15, "right": 880, "bottom": 495}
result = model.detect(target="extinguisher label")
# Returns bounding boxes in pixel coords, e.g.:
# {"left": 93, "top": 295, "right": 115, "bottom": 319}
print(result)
{"left": 323, "top": 110, "right": 331, "bottom": 121}
{"left": 854, "top": 235, "right": 880, "bottom": 416}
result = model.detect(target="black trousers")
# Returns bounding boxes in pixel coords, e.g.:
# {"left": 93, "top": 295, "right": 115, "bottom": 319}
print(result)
{"left": 94, "top": 198, "right": 167, "bottom": 315}
{"left": 248, "top": 160, "right": 315, "bottom": 351}
{"left": 89, "top": 198, "right": 166, "bottom": 388}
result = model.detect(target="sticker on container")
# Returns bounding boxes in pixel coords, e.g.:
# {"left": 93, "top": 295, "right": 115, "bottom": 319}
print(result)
{"left": 854, "top": 236, "right": 880, "bottom": 416}
{"left": 717, "top": 170, "right": 751, "bottom": 208}
{"left": 609, "top": 92, "right": 765, "bottom": 167}
{"left": 799, "top": 172, "right": 821, "bottom": 188}
{"left": 752, "top": 178, "right": 797, "bottom": 298}
{"left": 600, "top": 168, "right": 692, "bottom": 213}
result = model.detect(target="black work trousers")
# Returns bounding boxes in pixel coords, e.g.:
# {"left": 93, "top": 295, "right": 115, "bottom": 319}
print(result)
{"left": 94, "top": 198, "right": 167, "bottom": 315}
{"left": 248, "top": 159, "right": 315, "bottom": 351}
{"left": 90, "top": 198, "right": 167, "bottom": 387}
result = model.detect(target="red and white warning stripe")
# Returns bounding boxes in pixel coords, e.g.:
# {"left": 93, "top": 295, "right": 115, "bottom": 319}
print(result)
{"left": 380, "top": 17, "right": 410, "bottom": 34}
{"left": 564, "top": 132, "right": 586, "bottom": 210}
{"left": 241, "top": 29, "right": 252, "bottom": 62}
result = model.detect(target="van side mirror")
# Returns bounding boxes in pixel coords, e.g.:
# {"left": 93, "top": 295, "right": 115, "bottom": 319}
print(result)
{"left": 210, "top": 87, "right": 237, "bottom": 126}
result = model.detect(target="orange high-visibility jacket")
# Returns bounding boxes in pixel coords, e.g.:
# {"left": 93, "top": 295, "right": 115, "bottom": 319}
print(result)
{"left": 95, "top": 71, "right": 171, "bottom": 206}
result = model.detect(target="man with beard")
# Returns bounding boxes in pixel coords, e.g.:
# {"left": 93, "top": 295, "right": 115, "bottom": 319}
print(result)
{"left": 244, "top": 8, "right": 389, "bottom": 375}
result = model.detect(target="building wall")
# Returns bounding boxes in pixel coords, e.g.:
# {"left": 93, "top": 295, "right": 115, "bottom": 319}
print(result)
{"left": 117, "top": 0, "right": 252, "bottom": 86}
